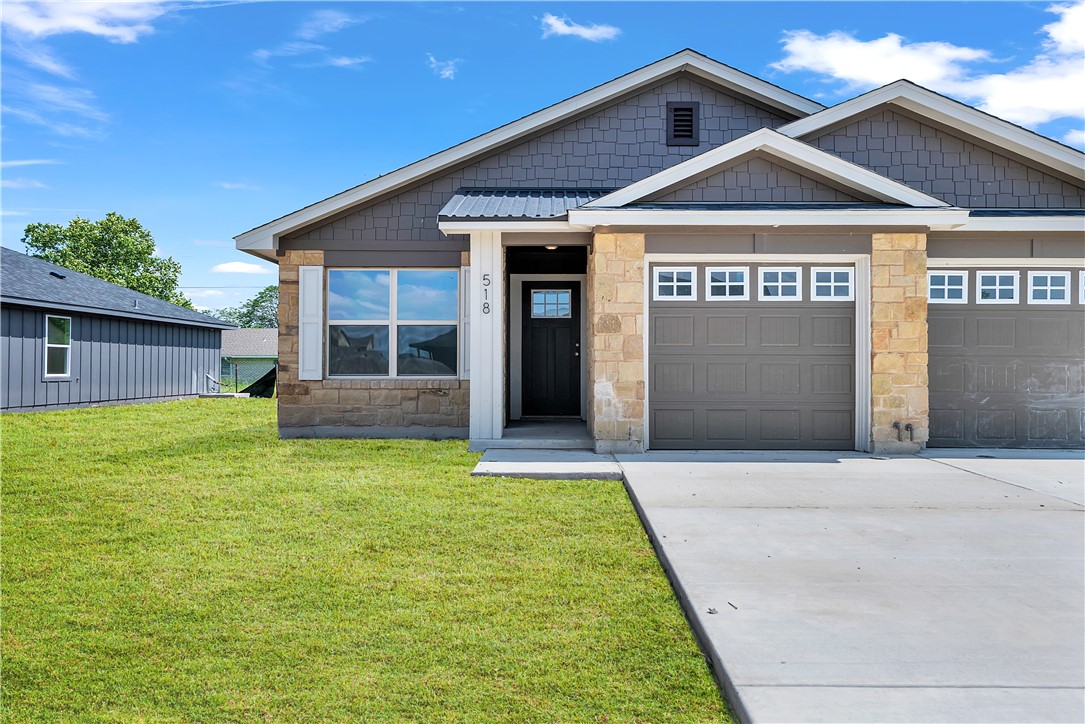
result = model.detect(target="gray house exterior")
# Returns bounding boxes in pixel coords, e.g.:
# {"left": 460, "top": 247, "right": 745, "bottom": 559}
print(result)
{"left": 1, "top": 248, "right": 233, "bottom": 411}
{"left": 236, "top": 49, "right": 1085, "bottom": 452}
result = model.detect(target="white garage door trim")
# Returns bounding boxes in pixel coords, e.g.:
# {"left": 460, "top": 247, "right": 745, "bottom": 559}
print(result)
{"left": 643, "top": 253, "right": 871, "bottom": 451}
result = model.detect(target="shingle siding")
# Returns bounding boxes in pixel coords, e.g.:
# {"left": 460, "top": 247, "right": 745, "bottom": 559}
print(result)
{"left": 285, "top": 76, "right": 792, "bottom": 243}
{"left": 650, "top": 156, "right": 862, "bottom": 203}
{"left": 809, "top": 108, "right": 1085, "bottom": 208}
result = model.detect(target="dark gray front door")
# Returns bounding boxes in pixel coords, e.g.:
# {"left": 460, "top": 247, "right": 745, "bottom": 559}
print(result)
{"left": 929, "top": 267, "right": 1084, "bottom": 448}
{"left": 648, "top": 263, "right": 855, "bottom": 450}
{"left": 522, "top": 282, "right": 580, "bottom": 416}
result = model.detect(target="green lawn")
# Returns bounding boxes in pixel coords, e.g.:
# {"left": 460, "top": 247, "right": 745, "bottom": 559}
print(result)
{"left": 2, "top": 399, "right": 726, "bottom": 722}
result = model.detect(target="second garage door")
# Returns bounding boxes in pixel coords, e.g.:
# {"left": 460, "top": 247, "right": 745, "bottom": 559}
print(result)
{"left": 648, "top": 263, "right": 856, "bottom": 450}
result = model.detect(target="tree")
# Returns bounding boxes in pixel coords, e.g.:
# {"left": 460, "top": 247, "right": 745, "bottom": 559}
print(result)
{"left": 22, "top": 212, "right": 194, "bottom": 309}
{"left": 214, "top": 285, "right": 278, "bottom": 328}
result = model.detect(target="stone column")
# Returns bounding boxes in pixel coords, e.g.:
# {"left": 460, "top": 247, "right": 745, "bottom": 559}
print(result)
{"left": 870, "top": 233, "right": 929, "bottom": 453}
{"left": 588, "top": 233, "right": 645, "bottom": 453}
{"left": 275, "top": 249, "right": 324, "bottom": 429}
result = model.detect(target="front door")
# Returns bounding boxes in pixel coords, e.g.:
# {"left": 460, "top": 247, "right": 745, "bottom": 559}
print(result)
{"left": 522, "top": 282, "right": 580, "bottom": 416}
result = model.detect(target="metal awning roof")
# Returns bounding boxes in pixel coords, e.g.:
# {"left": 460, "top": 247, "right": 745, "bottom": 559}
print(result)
{"left": 438, "top": 188, "right": 616, "bottom": 220}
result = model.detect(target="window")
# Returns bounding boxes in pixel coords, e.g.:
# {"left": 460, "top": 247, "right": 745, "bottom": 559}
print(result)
{"left": 666, "top": 101, "right": 700, "bottom": 146}
{"left": 928, "top": 271, "right": 967, "bottom": 304}
{"left": 811, "top": 267, "right": 854, "bottom": 301}
{"left": 654, "top": 267, "right": 696, "bottom": 301}
{"left": 531, "top": 289, "right": 571, "bottom": 318}
{"left": 1028, "top": 271, "right": 1070, "bottom": 304}
{"left": 758, "top": 267, "right": 802, "bottom": 300}
{"left": 705, "top": 267, "right": 749, "bottom": 301}
{"left": 976, "top": 271, "right": 1019, "bottom": 304}
{"left": 327, "top": 269, "right": 459, "bottom": 377}
{"left": 44, "top": 315, "right": 71, "bottom": 377}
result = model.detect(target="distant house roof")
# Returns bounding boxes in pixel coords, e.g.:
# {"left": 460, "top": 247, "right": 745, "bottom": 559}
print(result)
{"left": 0, "top": 247, "right": 234, "bottom": 329}
{"left": 221, "top": 328, "right": 278, "bottom": 358}
{"left": 439, "top": 188, "right": 617, "bottom": 220}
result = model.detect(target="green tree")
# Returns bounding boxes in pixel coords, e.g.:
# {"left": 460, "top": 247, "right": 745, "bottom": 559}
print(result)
{"left": 21, "top": 212, "right": 194, "bottom": 309}
{"left": 214, "top": 285, "right": 278, "bottom": 328}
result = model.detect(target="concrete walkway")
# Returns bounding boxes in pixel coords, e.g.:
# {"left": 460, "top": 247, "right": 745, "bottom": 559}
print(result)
{"left": 618, "top": 450, "right": 1085, "bottom": 723}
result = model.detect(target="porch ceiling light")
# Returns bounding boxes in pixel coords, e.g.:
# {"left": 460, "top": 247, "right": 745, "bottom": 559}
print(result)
{"left": 544, "top": 245, "right": 558, "bottom": 250}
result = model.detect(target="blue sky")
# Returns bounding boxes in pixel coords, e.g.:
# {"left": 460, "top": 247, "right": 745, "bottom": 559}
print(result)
{"left": 2, "top": 1, "right": 1082, "bottom": 311}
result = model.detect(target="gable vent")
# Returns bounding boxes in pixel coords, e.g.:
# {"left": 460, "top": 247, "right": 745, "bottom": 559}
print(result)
{"left": 667, "top": 101, "right": 700, "bottom": 146}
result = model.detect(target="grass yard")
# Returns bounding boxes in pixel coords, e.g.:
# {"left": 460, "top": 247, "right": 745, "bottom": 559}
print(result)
{"left": 2, "top": 399, "right": 727, "bottom": 722}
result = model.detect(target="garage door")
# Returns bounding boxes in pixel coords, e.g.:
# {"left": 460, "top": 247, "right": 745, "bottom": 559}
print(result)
{"left": 648, "top": 263, "right": 856, "bottom": 450}
{"left": 929, "top": 267, "right": 1085, "bottom": 448}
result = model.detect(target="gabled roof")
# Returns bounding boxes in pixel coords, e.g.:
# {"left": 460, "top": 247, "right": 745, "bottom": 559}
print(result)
{"left": 235, "top": 49, "right": 824, "bottom": 256}
{"left": 221, "top": 328, "right": 278, "bottom": 357}
{"left": 439, "top": 188, "right": 617, "bottom": 221}
{"left": 581, "top": 128, "right": 951, "bottom": 209}
{"left": 0, "top": 247, "right": 234, "bottom": 329}
{"left": 779, "top": 80, "right": 1085, "bottom": 184}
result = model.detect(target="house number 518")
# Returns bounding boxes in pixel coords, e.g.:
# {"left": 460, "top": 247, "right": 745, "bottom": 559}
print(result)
{"left": 481, "top": 273, "right": 491, "bottom": 314}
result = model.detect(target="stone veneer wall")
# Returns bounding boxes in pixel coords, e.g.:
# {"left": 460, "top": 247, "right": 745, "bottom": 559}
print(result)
{"left": 276, "top": 249, "right": 469, "bottom": 438}
{"left": 870, "top": 233, "right": 929, "bottom": 453}
{"left": 587, "top": 233, "right": 646, "bottom": 453}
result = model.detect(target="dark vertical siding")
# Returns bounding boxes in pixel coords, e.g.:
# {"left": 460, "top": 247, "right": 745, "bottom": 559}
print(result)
{"left": 1, "top": 304, "right": 223, "bottom": 411}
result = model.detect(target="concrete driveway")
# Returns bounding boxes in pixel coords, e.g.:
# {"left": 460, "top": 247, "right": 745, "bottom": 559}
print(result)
{"left": 618, "top": 450, "right": 1085, "bottom": 723}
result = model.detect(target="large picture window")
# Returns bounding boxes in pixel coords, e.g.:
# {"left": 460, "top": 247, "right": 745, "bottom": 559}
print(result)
{"left": 44, "top": 315, "right": 71, "bottom": 378}
{"left": 327, "top": 269, "right": 459, "bottom": 377}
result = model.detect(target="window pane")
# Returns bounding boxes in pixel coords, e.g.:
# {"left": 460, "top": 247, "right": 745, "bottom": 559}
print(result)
{"left": 659, "top": 286, "right": 674, "bottom": 297}
{"left": 676, "top": 271, "right": 691, "bottom": 283}
{"left": 815, "top": 271, "right": 831, "bottom": 283}
{"left": 46, "top": 346, "right": 68, "bottom": 375}
{"left": 782, "top": 284, "right": 797, "bottom": 296}
{"left": 729, "top": 284, "right": 744, "bottom": 296}
{"left": 328, "top": 325, "right": 389, "bottom": 375}
{"left": 328, "top": 270, "right": 390, "bottom": 320}
{"left": 931, "top": 288, "right": 946, "bottom": 299}
{"left": 398, "top": 270, "right": 458, "bottom": 321}
{"left": 47, "top": 317, "right": 70, "bottom": 345}
{"left": 834, "top": 286, "right": 849, "bottom": 297}
{"left": 998, "top": 275, "right": 1013, "bottom": 286}
{"left": 816, "top": 285, "right": 831, "bottom": 296}
{"left": 1051, "top": 276, "right": 1066, "bottom": 287}
{"left": 676, "top": 285, "right": 692, "bottom": 297}
{"left": 948, "top": 288, "right": 963, "bottom": 299}
{"left": 931, "top": 275, "right": 946, "bottom": 286}
{"left": 764, "top": 271, "right": 779, "bottom": 283}
{"left": 1051, "top": 288, "right": 1066, "bottom": 300}
{"left": 711, "top": 272, "right": 726, "bottom": 284}
{"left": 658, "top": 271, "right": 674, "bottom": 283}
{"left": 834, "top": 272, "right": 848, "bottom": 283}
{"left": 781, "top": 271, "right": 797, "bottom": 283}
{"left": 398, "top": 325, "right": 456, "bottom": 375}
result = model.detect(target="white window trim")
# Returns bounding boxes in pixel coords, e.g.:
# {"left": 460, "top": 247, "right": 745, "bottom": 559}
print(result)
{"left": 975, "top": 270, "right": 1019, "bottom": 305}
{"left": 757, "top": 266, "right": 803, "bottom": 301}
{"left": 1080, "top": 271, "right": 1085, "bottom": 305}
{"left": 1027, "top": 270, "right": 1071, "bottom": 305}
{"left": 43, "top": 314, "right": 71, "bottom": 378}
{"left": 325, "top": 268, "right": 461, "bottom": 378}
{"left": 653, "top": 266, "right": 697, "bottom": 302}
{"left": 704, "top": 266, "right": 750, "bottom": 301}
{"left": 810, "top": 266, "right": 855, "bottom": 301}
{"left": 927, "top": 270, "right": 969, "bottom": 305}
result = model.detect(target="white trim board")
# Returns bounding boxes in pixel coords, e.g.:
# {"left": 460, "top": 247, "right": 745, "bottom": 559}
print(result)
{"left": 236, "top": 50, "right": 822, "bottom": 253}
{"left": 779, "top": 80, "right": 1085, "bottom": 184}
{"left": 947, "top": 217, "right": 1085, "bottom": 233}
{"left": 928, "top": 258, "right": 1085, "bottom": 268}
{"left": 508, "top": 274, "right": 588, "bottom": 421}
{"left": 582, "top": 128, "right": 952, "bottom": 209}
{"left": 572, "top": 207, "right": 969, "bottom": 229}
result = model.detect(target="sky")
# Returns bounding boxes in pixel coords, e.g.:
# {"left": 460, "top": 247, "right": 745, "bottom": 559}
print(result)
{"left": 2, "top": 0, "right": 1083, "bottom": 311}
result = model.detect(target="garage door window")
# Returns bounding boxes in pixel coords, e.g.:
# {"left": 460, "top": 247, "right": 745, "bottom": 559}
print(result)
{"left": 1028, "top": 271, "right": 1070, "bottom": 304}
{"left": 705, "top": 267, "right": 749, "bottom": 301}
{"left": 977, "top": 271, "right": 1019, "bottom": 304}
{"left": 759, "top": 267, "right": 801, "bottom": 301}
{"left": 654, "top": 268, "right": 696, "bottom": 301}
{"left": 811, "top": 268, "right": 854, "bottom": 301}
{"left": 928, "top": 271, "right": 967, "bottom": 304}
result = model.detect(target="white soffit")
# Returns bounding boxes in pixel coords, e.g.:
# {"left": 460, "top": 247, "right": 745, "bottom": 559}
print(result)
{"left": 779, "top": 80, "right": 1085, "bottom": 184}
{"left": 234, "top": 50, "right": 824, "bottom": 252}
{"left": 582, "top": 128, "right": 951, "bottom": 208}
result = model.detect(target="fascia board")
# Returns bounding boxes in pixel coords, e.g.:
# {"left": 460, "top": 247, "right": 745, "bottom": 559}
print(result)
{"left": 583, "top": 128, "right": 949, "bottom": 208}
{"left": 234, "top": 51, "right": 824, "bottom": 251}
{"left": 780, "top": 82, "right": 1085, "bottom": 183}
{"left": 950, "top": 217, "right": 1085, "bottom": 232}
{"left": 568, "top": 207, "right": 971, "bottom": 227}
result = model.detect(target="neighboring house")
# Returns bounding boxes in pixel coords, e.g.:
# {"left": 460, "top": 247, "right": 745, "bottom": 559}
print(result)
{"left": 235, "top": 49, "right": 1085, "bottom": 452}
{"left": 220, "top": 328, "right": 278, "bottom": 389}
{"left": 1, "top": 247, "right": 233, "bottom": 411}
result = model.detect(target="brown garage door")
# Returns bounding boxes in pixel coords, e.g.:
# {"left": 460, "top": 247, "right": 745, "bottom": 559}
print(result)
{"left": 648, "top": 263, "right": 855, "bottom": 450}
{"left": 929, "top": 267, "right": 1085, "bottom": 448}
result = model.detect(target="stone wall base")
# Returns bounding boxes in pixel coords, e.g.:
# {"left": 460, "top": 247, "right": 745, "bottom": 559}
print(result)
{"left": 594, "top": 439, "right": 645, "bottom": 454}
{"left": 871, "top": 440, "right": 924, "bottom": 455}
{"left": 280, "top": 425, "right": 467, "bottom": 440}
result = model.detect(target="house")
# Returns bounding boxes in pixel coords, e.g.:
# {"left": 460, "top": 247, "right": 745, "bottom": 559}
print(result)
{"left": 1, "top": 247, "right": 234, "bottom": 411}
{"left": 234, "top": 49, "right": 1084, "bottom": 453}
{"left": 220, "top": 328, "right": 278, "bottom": 390}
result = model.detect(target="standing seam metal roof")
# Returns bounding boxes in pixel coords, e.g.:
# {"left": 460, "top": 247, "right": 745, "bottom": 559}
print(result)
{"left": 438, "top": 188, "right": 617, "bottom": 220}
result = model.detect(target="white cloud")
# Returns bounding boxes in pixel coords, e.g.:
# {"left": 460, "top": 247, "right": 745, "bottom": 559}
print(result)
{"left": 322, "top": 56, "right": 370, "bottom": 69}
{"left": 1, "top": 103, "right": 102, "bottom": 138}
{"left": 295, "top": 9, "right": 361, "bottom": 41}
{"left": 0, "top": 0, "right": 173, "bottom": 44}
{"left": 1063, "top": 129, "right": 1085, "bottom": 146}
{"left": 186, "top": 288, "right": 227, "bottom": 299}
{"left": 427, "top": 54, "right": 461, "bottom": 80}
{"left": 218, "top": 181, "right": 261, "bottom": 191}
{"left": 211, "top": 261, "right": 273, "bottom": 275}
{"left": 252, "top": 41, "right": 325, "bottom": 63}
{"left": 540, "top": 13, "right": 620, "bottom": 42}
{"left": 0, "top": 158, "right": 62, "bottom": 168}
{"left": 0, "top": 210, "right": 28, "bottom": 217}
{"left": 1, "top": 178, "right": 48, "bottom": 189}
{"left": 4, "top": 37, "right": 75, "bottom": 78}
{"left": 771, "top": 0, "right": 1085, "bottom": 128}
